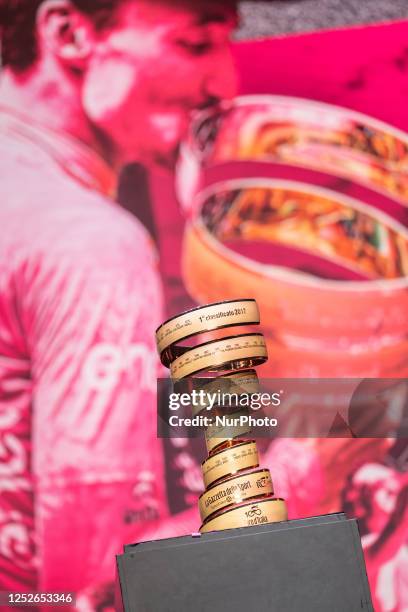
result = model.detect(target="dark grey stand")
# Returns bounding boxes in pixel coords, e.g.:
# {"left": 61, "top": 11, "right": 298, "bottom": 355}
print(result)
{"left": 116, "top": 513, "right": 373, "bottom": 612}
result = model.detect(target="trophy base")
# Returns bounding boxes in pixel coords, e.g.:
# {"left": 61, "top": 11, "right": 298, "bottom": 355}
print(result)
{"left": 199, "top": 496, "right": 288, "bottom": 532}
{"left": 116, "top": 513, "right": 373, "bottom": 612}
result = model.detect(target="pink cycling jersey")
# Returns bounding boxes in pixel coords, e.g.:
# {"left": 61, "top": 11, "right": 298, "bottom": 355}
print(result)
{"left": 0, "top": 108, "right": 170, "bottom": 598}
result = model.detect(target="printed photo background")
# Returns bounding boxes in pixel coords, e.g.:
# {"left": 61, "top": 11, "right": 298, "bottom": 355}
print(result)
{"left": 120, "top": 20, "right": 408, "bottom": 611}
{"left": 0, "top": 9, "right": 407, "bottom": 611}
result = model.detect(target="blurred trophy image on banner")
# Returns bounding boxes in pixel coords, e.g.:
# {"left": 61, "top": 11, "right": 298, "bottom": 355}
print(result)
{"left": 177, "top": 96, "right": 408, "bottom": 379}
{"left": 155, "top": 298, "right": 289, "bottom": 532}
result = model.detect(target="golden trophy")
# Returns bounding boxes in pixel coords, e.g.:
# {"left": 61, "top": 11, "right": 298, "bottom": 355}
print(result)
{"left": 156, "top": 298, "right": 288, "bottom": 533}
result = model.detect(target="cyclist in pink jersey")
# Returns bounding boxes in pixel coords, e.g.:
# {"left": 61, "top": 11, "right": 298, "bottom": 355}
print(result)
{"left": 0, "top": 0, "right": 238, "bottom": 603}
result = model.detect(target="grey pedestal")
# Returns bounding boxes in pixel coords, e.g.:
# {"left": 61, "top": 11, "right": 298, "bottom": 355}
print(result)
{"left": 116, "top": 513, "right": 373, "bottom": 612}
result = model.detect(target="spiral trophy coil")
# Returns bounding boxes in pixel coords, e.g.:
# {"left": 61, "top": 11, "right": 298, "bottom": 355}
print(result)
{"left": 156, "top": 299, "right": 288, "bottom": 533}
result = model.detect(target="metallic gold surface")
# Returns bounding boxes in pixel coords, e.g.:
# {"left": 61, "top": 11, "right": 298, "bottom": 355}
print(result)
{"left": 170, "top": 333, "right": 267, "bottom": 380}
{"left": 201, "top": 440, "right": 259, "bottom": 488}
{"left": 199, "top": 468, "right": 273, "bottom": 521}
{"left": 200, "top": 497, "right": 288, "bottom": 533}
{"left": 156, "top": 299, "right": 260, "bottom": 364}
{"left": 205, "top": 410, "right": 252, "bottom": 454}
{"left": 191, "top": 369, "right": 259, "bottom": 417}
